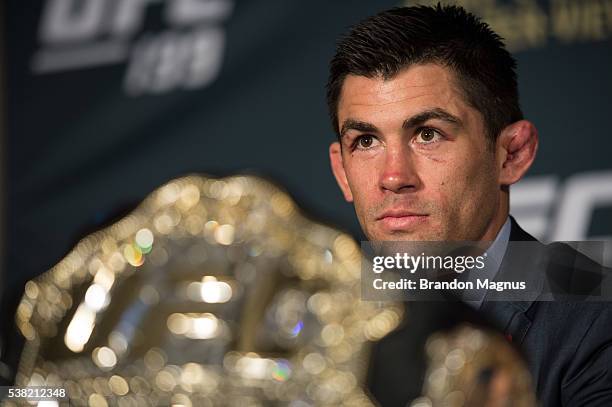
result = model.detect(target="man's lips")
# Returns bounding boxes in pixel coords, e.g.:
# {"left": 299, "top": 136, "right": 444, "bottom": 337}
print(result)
{"left": 377, "top": 209, "right": 427, "bottom": 219}
{"left": 376, "top": 210, "right": 429, "bottom": 230}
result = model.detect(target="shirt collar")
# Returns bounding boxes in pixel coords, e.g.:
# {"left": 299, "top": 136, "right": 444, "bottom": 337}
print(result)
{"left": 485, "top": 216, "right": 512, "bottom": 279}
{"left": 464, "top": 216, "right": 511, "bottom": 308}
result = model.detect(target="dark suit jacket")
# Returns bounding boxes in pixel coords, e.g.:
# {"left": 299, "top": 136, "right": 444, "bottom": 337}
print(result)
{"left": 368, "top": 218, "right": 612, "bottom": 406}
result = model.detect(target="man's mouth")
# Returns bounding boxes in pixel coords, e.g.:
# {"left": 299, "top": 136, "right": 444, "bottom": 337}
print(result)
{"left": 376, "top": 210, "right": 429, "bottom": 231}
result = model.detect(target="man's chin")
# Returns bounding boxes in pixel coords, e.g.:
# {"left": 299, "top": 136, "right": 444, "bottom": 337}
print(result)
{"left": 368, "top": 228, "right": 443, "bottom": 242}
{"left": 367, "top": 218, "right": 442, "bottom": 241}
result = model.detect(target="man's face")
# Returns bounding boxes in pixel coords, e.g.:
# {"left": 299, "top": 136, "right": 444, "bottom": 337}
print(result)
{"left": 331, "top": 64, "right": 504, "bottom": 241}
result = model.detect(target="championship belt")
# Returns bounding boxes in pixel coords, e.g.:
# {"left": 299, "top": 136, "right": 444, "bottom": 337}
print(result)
{"left": 12, "top": 175, "right": 403, "bottom": 406}
{"left": 414, "top": 324, "right": 536, "bottom": 407}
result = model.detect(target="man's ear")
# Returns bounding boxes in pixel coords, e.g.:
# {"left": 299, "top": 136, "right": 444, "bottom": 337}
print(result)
{"left": 497, "top": 120, "right": 538, "bottom": 186}
{"left": 329, "top": 142, "right": 354, "bottom": 202}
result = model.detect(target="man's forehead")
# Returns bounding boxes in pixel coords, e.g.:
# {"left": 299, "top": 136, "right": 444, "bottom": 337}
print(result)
{"left": 339, "top": 65, "right": 463, "bottom": 106}
{"left": 337, "top": 64, "right": 475, "bottom": 127}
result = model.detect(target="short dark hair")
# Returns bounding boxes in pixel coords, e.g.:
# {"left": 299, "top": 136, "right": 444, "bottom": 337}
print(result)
{"left": 326, "top": 4, "right": 523, "bottom": 142}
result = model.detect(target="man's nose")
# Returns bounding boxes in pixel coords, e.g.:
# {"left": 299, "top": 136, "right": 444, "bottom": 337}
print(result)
{"left": 379, "top": 145, "right": 421, "bottom": 193}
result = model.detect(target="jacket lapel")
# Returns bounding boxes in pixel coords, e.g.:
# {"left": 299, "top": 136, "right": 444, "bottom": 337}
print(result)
{"left": 480, "top": 217, "right": 541, "bottom": 345}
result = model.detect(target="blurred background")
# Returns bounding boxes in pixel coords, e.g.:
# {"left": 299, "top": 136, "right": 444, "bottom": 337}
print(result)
{"left": 2, "top": 0, "right": 612, "bottom": 382}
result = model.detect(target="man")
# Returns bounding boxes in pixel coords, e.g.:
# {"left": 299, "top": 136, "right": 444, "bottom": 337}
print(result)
{"left": 326, "top": 5, "right": 612, "bottom": 406}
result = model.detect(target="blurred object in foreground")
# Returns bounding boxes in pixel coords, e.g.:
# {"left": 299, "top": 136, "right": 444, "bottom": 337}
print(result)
{"left": 413, "top": 324, "right": 536, "bottom": 407}
{"left": 11, "top": 174, "right": 403, "bottom": 406}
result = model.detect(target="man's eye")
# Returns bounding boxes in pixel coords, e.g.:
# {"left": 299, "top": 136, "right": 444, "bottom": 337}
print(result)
{"left": 354, "top": 135, "right": 378, "bottom": 149}
{"left": 415, "top": 128, "right": 443, "bottom": 144}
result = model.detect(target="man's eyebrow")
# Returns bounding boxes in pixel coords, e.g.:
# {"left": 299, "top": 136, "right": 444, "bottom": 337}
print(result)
{"left": 403, "top": 108, "right": 463, "bottom": 129}
{"left": 339, "top": 109, "right": 462, "bottom": 139}
{"left": 340, "top": 119, "right": 379, "bottom": 139}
